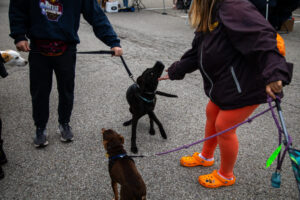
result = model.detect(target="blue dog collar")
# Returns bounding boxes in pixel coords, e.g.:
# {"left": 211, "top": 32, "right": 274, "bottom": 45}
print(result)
{"left": 109, "top": 153, "right": 127, "bottom": 160}
{"left": 138, "top": 95, "right": 154, "bottom": 103}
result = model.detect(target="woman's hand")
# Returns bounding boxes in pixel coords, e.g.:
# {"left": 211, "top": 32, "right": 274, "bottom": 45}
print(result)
{"left": 16, "top": 40, "right": 30, "bottom": 52}
{"left": 266, "top": 80, "right": 282, "bottom": 99}
{"left": 111, "top": 47, "right": 123, "bottom": 56}
{"left": 158, "top": 70, "right": 170, "bottom": 81}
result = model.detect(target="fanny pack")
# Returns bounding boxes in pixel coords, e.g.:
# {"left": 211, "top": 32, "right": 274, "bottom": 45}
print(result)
{"left": 35, "top": 40, "right": 68, "bottom": 56}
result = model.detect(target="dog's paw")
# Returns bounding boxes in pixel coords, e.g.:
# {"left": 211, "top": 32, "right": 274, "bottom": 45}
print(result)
{"left": 149, "top": 129, "right": 155, "bottom": 135}
{"left": 160, "top": 131, "right": 167, "bottom": 139}
{"left": 123, "top": 120, "right": 132, "bottom": 126}
{"left": 131, "top": 146, "right": 138, "bottom": 154}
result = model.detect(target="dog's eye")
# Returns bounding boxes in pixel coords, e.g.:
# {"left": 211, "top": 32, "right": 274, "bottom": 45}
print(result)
{"left": 16, "top": 57, "right": 19, "bottom": 60}
{"left": 150, "top": 72, "right": 154, "bottom": 76}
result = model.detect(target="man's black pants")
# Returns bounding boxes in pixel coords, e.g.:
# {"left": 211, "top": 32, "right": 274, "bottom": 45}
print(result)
{"left": 29, "top": 51, "right": 76, "bottom": 129}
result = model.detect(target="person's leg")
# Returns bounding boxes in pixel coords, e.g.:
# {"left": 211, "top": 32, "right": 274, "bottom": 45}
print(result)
{"left": 123, "top": 0, "right": 128, "bottom": 7}
{"left": 29, "top": 53, "right": 53, "bottom": 129}
{"left": 180, "top": 100, "right": 219, "bottom": 167}
{"left": 0, "top": 118, "right": 5, "bottom": 178}
{"left": 0, "top": 118, "right": 7, "bottom": 179}
{"left": 0, "top": 166, "right": 3, "bottom": 180}
{"left": 216, "top": 104, "right": 259, "bottom": 178}
{"left": 53, "top": 53, "right": 76, "bottom": 125}
{"left": 173, "top": 0, "right": 177, "bottom": 8}
{"left": 201, "top": 100, "right": 220, "bottom": 159}
{"left": 53, "top": 52, "right": 76, "bottom": 142}
{"left": 29, "top": 53, "right": 53, "bottom": 147}
{"left": 0, "top": 118, "right": 7, "bottom": 164}
{"left": 198, "top": 104, "right": 259, "bottom": 188}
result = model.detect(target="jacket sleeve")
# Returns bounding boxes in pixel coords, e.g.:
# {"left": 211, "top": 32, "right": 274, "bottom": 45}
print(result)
{"left": 168, "top": 35, "right": 200, "bottom": 80}
{"left": 81, "top": 0, "right": 121, "bottom": 48}
{"left": 9, "top": 0, "right": 30, "bottom": 44}
{"left": 219, "top": 0, "right": 293, "bottom": 86}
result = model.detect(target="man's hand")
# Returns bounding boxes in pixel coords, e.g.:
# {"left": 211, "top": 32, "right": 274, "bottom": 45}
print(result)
{"left": 16, "top": 41, "right": 30, "bottom": 52}
{"left": 111, "top": 47, "right": 123, "bottom": 56}
{"left": 266, "top": 80, "right": 282, "bottom": 99}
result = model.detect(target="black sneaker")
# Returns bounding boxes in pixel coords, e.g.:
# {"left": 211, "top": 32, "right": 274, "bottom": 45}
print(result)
{"left": 0, "top": 140, "right": 7, "bottom": 165}
{"left": 0, "top": 166, "right": 4, "bottom": 180}
{"left": 58, "top": 123, "right": 74, "bottom": 142}
{"left": 34, "top": 127, "right": 48, "bottom": 148}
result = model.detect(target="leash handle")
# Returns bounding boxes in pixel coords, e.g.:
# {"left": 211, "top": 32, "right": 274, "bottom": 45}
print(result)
{"left": 77, "top": 50, "right": 114, "bottom": 55}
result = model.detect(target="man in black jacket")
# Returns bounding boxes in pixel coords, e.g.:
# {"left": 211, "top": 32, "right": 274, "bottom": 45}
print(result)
{"left": 9, "top": 0, "right": 123, "bottom": 147}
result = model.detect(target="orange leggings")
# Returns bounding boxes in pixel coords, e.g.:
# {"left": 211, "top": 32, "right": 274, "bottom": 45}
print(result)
{"left": 201, "top": 101, "right": 259, "bottom": 178}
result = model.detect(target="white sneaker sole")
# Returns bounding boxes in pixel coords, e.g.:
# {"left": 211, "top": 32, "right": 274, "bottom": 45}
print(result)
{"left": 57, "top": 129, "right": 74, "bottom": 142}
{"left": 60, "top": 137, "right": 74, "bottom": 142}
{"left": 34, "top": 141, "right": 49, "bottom": 148}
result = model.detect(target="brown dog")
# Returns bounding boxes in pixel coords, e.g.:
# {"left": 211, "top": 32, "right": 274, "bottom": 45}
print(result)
{"left": 102, "top": 128, "right": 146, "bottom": 200}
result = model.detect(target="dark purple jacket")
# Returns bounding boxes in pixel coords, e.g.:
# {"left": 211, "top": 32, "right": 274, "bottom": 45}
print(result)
{"left": 168, "top": 0, "right": 293, "bottom": 110}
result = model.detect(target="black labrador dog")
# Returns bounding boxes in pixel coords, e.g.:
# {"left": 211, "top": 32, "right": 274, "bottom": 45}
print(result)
{"left": 123, "top": 61, "right": 177, "bottom": 153}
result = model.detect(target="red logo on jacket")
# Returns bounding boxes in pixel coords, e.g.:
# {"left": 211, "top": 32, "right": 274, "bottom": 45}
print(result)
{"left": 40, "top": 0, "right": 63, "bottom": 22}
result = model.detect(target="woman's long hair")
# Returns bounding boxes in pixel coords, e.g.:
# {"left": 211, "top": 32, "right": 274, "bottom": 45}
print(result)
{"left": 189, "top": 0, "right": 218, "bottom": 32}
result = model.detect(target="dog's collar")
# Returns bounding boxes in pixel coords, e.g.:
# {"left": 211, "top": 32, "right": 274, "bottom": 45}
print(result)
{"left": 133, "top": 83, "right": 156, "bottom": 103}
{"left": 108, "top": 154, "right": 134, "bottom": 172}
{"left": 138, "top": 95, "right": 154, "bottom": 103}
{"left": 109, "top": 153, "right": 127, "bottom": 161}
{"left": 134, "top": 83, "right": 156, "bottom": 95}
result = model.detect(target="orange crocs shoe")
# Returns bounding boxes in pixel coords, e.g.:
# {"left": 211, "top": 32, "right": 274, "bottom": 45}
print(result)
{"left": 180, "top": 152, "right": 214, "bottom": 167}
{"left": 198, "top": 170, "right": 236, "bottom": 188}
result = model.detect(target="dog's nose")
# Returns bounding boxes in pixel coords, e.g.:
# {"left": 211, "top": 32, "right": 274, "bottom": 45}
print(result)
{"left": 25, "top": 61, "right": 28, "bottom": 65}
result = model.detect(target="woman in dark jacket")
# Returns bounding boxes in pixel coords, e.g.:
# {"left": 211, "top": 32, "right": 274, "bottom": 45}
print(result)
{"left": 159, "top": 0, "right": 293, "bottom": 188}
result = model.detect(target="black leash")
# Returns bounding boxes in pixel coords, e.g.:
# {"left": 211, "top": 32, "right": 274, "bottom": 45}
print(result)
{"left": 128, "top": 155, "right": 147, "bottom": 158}
{"left": 120, "top": 55, "right": 136, "bottom": 83}
{"left": 78, "top": 50, "right": 178, "bottom": 97}
{"left": 28, "top": 50, "right": 136, "bottom": 83}
{"left": 77, "top": 50, "right": 136, "bottom": 83}
{"left": 76, "top": 50, "right": 114, "bottom": 55}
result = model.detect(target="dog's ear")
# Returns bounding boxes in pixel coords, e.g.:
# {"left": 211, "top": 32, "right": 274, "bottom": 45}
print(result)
{"left": 1, "top": 53, "right": 11, "bottom": 63}
{"left": 103, "top": 140, "right": 108, "bottom": 149}
{"left": 101, "top": 128, "right": 106, "bottom": 134}
{"left": 120, "top": 135, "right": 124, "bottom": 144}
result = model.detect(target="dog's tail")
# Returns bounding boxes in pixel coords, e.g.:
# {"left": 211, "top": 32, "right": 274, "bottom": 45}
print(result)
{"left": 156, "top": 91, "right": 178, "bottom": 98}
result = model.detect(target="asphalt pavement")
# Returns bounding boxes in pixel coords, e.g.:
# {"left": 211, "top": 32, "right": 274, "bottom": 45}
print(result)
{"left": 0, "top": 1, "right": 300, "bottom": 199}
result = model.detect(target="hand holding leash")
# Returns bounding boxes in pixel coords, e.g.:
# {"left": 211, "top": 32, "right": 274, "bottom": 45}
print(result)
{"left": 266, "top": 80, "right": 283, "bottom": 99}
{"left": 111, "top": 46, "right": 123, "bottom": 57}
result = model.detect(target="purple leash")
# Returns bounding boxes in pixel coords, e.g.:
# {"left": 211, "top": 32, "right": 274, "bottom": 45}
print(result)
{"left": 155, "top": 103, "right": 275, "bottom": 156}
{"left": 130, "top": 97, "right": 288, "bottom": 158}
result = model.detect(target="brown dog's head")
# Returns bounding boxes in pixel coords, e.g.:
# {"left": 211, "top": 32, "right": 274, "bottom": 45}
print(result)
{"left": 102, "top": 128, "right": 125, "bottom": 152}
